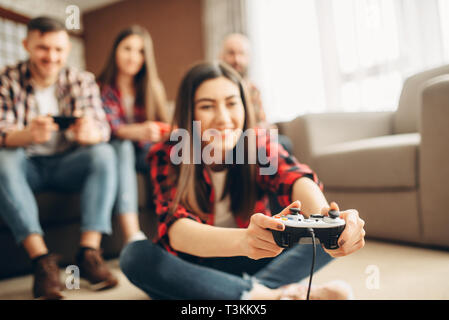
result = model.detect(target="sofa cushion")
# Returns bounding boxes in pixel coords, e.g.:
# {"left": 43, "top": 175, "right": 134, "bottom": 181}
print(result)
{"left": 313, "top": 133, "right": 420, "bottom": 189}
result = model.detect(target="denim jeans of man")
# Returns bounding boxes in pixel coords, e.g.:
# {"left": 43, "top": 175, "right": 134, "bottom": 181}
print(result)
{"left": 0, "top": 144, "right": 117, "bottom": 245}
{"left": 120, "top": 239, "right": 334, "bottom": 300}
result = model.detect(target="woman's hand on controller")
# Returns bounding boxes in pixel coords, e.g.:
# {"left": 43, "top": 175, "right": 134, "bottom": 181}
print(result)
{"left": 322, "top": 202, "right": 366, "bottom": 258}
{"left": 242, "top": 213, "right": 285, "bottom": 260}
{"left": 273, "top": 200, "right": 302, "bottom": 218}
{"left": 243, "top": 201, "right": 302, "bottom": 260}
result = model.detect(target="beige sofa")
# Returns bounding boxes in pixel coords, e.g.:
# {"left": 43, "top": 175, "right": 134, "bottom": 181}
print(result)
{"left": 278, "top": 65, "right": 449, "bottom": 249}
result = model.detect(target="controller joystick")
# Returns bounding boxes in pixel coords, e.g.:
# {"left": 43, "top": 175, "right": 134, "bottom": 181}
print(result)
{"left": 289, "top": 207, "right": 301, "bottom": 215}
{"left": 328, "top": 209, "right": 340, "bottom": 219}
{"left": 271, "top": 209, "right": 346, "bottom": 249}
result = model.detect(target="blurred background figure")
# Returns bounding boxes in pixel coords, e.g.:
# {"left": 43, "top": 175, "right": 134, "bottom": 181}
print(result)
{"left": 0, "top": 16, "right": 118, "bottom": 299}
{"left": 220, "top": 33, "right": 265, "bottom": 124}
{"left": 219, "top": 32, "right": 293, "bottom": 154}
{"left": 97, "top": 25, "right": 170, "bottom": 245}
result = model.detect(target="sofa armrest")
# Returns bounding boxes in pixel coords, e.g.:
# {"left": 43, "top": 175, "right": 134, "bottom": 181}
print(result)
{"left": 420, "top": 75, "right": 449, "bottom": 246}
{"left": 278, "top": 112, "right": 395, "bottom": 165}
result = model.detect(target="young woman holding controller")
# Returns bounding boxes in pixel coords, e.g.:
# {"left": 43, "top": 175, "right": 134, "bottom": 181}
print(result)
{"left": 119, "top": 62, "right": 365, "bottom": 300}
{"left": 98, "top": 26, "right": 170, "bottom": 244}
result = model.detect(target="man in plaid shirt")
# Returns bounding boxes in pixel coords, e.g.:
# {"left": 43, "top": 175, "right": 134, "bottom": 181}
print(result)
{"left": 0, "top": 17, "right": 118, "bottom": 299}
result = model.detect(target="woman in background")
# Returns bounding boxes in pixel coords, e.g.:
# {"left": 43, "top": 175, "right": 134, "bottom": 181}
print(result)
{"left": 98, "top": 25, "right": 170, "bottom": 244}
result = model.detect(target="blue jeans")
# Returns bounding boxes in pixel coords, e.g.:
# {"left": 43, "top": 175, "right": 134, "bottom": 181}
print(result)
{"left": 110, "top": 140, "right": 151, "bottom": 214}
{"left": 0, "top": 144, "right": 117, "bottom": 244}
{"left": 120, "top": 240, "right": 333, "bottom": 300}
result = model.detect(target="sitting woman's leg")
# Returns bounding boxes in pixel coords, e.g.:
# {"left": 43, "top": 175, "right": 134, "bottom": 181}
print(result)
{"left": 253, "top": 243, "right": 334, "bottom": 289}
{"left": 120, "top": 239, "right": 350, "bottom": 300}
{"left": 252, "top": 244, "right": 352, "bottom": 299}
{"left": 111, "top": 139, "right": 138, "bottom": 214}
{"left": 120, "top": 240, "right": 271, "bottom": 300}
{"left": 110, "top": 139, "right": 144, "bottom": 242}
{"left": 196, "top": 243, "right": 336, "bottom": 299}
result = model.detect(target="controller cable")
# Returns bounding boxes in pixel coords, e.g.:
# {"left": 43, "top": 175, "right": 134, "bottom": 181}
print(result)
{"left": 306, "top": 228, "right": 316, "bottom": 300}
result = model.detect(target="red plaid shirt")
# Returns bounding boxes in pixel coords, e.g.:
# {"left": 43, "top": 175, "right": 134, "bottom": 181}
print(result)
{"left": 0, "top": 61, "right": 110, "bottom": 152}
{"left": 147, "top": 128, "right": 323, "bottom": 255}
{"left": 99, "top": 83, "right": 147, "bottom": 137}
{"left": 100, "top": 84, "right": 171, "bottom": 149}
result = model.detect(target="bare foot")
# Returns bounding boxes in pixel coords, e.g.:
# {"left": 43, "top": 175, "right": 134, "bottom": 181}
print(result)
{"left": 279, "top": 280, "right": 354, "bottom": 300}
{"left": 244, "top": 283, "right": 284, "bottom": 300}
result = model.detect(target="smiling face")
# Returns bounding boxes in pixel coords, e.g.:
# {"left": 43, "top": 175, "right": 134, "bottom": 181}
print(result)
{"left": 193, "top": 76, "right": 246, "bottom": 157}
{"left": 115, "top": 34, "right": 145, "bottom": 77}
{"left": 220, "top": 34, "right": 250, "bottom": 78}
{"left": 23, "top": 30, "right": 71, "bottom": 83}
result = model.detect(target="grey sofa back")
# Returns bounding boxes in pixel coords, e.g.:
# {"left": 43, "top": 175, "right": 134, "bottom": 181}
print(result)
{"left": 394, "top": 64, "right": 449, "bottom": 134}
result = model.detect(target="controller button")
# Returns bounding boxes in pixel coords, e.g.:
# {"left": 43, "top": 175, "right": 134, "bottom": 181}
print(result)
{"left": 311, "top": 214, "right": 324, "bottom": 218}
{"left": 274, "top": 216, "right": 280, "bottom": 219}
{"left": 289, "top": 207, "right": 301, "bottom": 215}
{"left": 282, "top": 217, "right": 288, "bottom": 221}
{"left": 328, "top": 210, "right": 340, "bottom": 219}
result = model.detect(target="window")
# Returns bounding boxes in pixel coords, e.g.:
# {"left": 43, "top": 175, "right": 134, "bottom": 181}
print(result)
{"left": 438, "top": 0, "right": 449, "bottom": 62}
{"left": 0, "top": 7, "right": 85, "bottom": 71}
{"left": 0, "top": 17, "right": 28, "bottom": 69}
{"left": 247, "top": 0, "right": 449, "bottom": 122}
{"left": 331, "top": 0, "right": 402, "bottom": 112}
{"left": 247, "top": 0, "right": 326, "bottom": 122}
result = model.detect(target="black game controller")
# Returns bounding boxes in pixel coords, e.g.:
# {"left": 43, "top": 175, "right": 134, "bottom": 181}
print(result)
{"left": 52, "top": 116, "right": 78, "bottom": 130}
{"left": 271, "top": 208, "right": 345, "bottom": 250}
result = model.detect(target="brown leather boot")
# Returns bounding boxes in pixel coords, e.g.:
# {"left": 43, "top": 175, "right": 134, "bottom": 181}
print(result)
{"left": 76, "top": 248, "right": 118, "bottom": 291}
{"left": 32, "top": 254, "right": 64, "bottom": 300}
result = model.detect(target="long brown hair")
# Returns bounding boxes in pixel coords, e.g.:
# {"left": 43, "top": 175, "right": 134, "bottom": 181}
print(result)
{"left": 170, "top": 61, "right": 258, "bottom": 222}
{"left": 97, "top": 25, "right": 168, "bottom": 122}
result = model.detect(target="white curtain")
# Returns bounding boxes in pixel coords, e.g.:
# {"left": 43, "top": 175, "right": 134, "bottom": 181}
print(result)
{"left": 244, "top": 0, "right": 449, "bottom": 122}
{"left": 246, "top": 0, "right": 327, "bottom": 122}
{"left": 202, "top": 0, "right": 247, "bottom": 60}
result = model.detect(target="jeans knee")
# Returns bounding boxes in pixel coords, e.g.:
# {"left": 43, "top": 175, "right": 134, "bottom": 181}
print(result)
{"left": 112, "top": 139, "right": 134, "bottom": 157}
{"left": 86, "top": 143, "right": 116, "bottom": 173}
{"left": 119, "top": 240, "right": 144, "bottom": 279}
{"left": 112, "top": 140, "right": 136, "bottom": 169}
{"left": 0, "top": 149, "right": 25, "bottom": 179}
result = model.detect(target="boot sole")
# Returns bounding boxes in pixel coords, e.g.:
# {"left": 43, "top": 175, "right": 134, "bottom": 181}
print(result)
{"left": 80, "top": 277, "right": 119, "bottom": 291}
{"left": 34, "top": 291, "right": 65, "bottom": 300}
